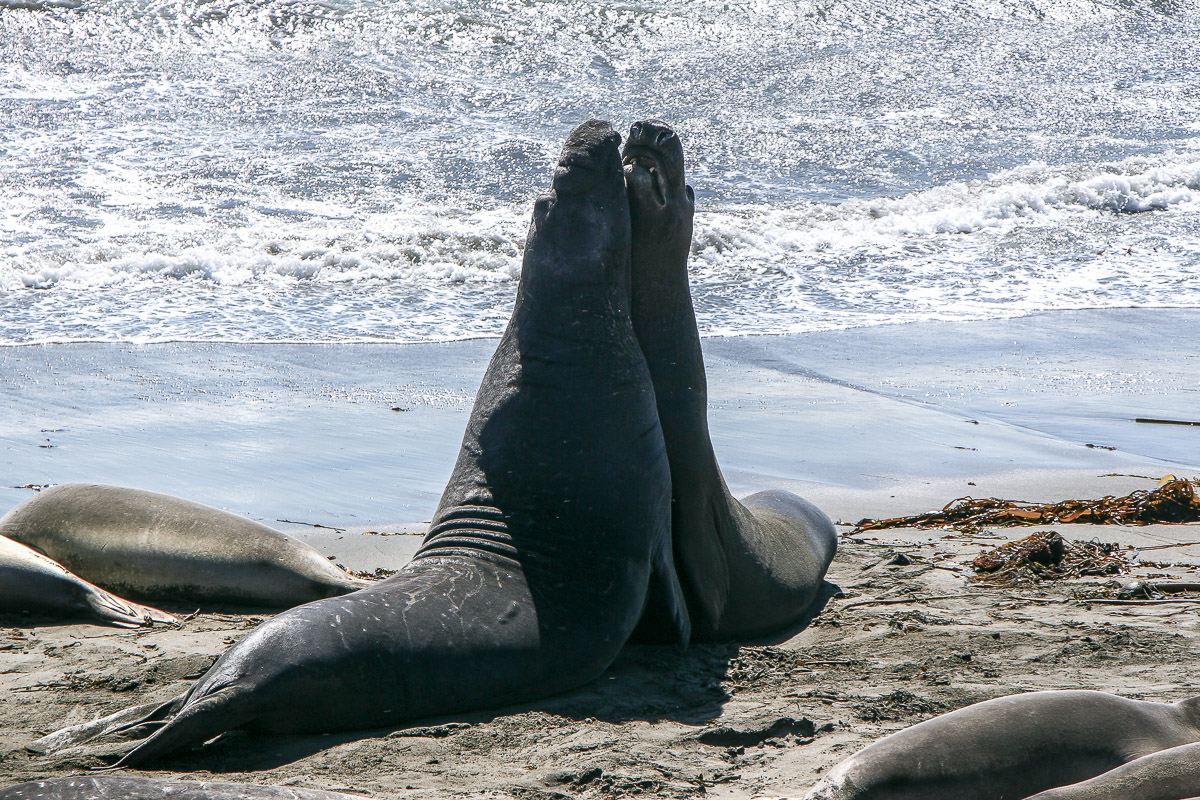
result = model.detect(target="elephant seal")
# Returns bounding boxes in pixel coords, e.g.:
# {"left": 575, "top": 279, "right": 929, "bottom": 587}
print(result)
{"left": 0, "top": 776, "right": 365, "bottom": 800}
{"left": 1024, "top": 741, "right": 1200, "bottom": 800}
{"left": 36, "top": 119, "right": 685, "bottom": 766}
{"left": 0, "top": 534, "right": 176, "bottom": 627}
{"left": 801, "top": 690, "right": 1200, "bottom": 800}
{"left": 0, "top": 484, "right": 366, "bottom": 607}
{"left": 621, "top": 119, "right": 836, "bottom": 640}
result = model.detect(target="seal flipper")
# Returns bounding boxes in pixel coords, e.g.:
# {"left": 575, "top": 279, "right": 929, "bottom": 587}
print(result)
{"left": 632, "top": 520, "right": 692, "bottom": 646}
{"left": 82, "top": 584, "right": 178, "bottom": 628}
{"left": 27, "top": 695, "right": 184, "bottom": 755}
{"left": 676, "top": 491, "right": 734, "bottom": 633}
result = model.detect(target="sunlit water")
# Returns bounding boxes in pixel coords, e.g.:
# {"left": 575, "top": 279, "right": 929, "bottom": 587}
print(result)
{"left": 2, "top": 0, "right": 1198, "bottom": 345}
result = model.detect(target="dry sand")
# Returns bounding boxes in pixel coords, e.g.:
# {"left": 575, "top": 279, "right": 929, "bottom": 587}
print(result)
{"left": 3, "top": 499, "right": 1199, "bottom": 799}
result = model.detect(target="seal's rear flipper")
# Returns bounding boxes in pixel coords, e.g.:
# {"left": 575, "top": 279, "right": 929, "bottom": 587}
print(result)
{"left": 83, "top": 584, "right": 179, "bottom": 628}
{"left": 631, "top": 526, "right": 691, "bottom": 647}
{"left": 28, "top": 695, "right": 184, "bottom": 755}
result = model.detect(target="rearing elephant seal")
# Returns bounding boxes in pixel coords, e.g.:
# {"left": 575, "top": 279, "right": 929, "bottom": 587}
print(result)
{"left": 801, "top": 690, "right": 1200, "bottom": 800}
{"left": 36, "top": 119, "right": 686, "bottom": 766}
{"left": 622, "top": 119, "right": 836, "bottom": 640}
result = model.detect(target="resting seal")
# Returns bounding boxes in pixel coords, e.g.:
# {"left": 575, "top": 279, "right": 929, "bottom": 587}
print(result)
{"left": 801, "top": 690, "right": 1200, "bottom": 800}
{"left": 0, "top": 534, "right": 175, "bottom": 627}
{"left": 0, "top": 777, "right": 364, "bottom": 800}
{"left": 0, "top": 484, "right": 365, "bottom": 607}
{"left": 1024, "top": 741, "right": 1200, "bottom": 800}
{"left": 622, "top": 120, "right": 836, "bottom": 640}
{"left": 36, "top": 120, "right": 685, "bottom": 766}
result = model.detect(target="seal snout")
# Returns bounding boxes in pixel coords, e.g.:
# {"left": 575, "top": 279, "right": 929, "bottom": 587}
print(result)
{"left": 551, "top": 119, "right": 623, "bottom": 197}
{"left": 621, "top": 119, "right": 687, "bottom": 211}
{"left": 627, "top": 120, "right": 677, "bottom": 148}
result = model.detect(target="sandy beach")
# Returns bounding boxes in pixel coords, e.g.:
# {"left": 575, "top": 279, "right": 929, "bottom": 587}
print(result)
{"left": 2, "top": 307, "right": 1199, "bottom": 797}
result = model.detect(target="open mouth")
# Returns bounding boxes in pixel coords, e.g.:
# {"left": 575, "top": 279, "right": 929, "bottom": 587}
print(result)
{"left": 622, "top": 151, "right": 665, "bottom": 205}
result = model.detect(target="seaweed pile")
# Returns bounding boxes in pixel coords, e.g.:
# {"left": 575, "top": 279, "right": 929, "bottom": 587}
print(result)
{"left": 854, "top": 476, "right": 1200, "bottom": 533}
{"left": 969, "top": 530, "right": 1129, "bottom": 587}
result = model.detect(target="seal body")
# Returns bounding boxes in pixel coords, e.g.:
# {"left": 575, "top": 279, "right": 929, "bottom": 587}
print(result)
{"left": 802, "top": 690, "right": 1200, "bottom": 800}
{"left": 0, "top": 484, "right": 365, "bottom": 607}
{"left": 36, "top": 120, "right": 685, "bottom": 766}
{"left": 622, "top": 119, "right": 836, "bottom": 640}
{"left": 0, "top": 776, "right": 364, "bottom": 800}
{"left": 1024, "top": 741, "right": 1200, "bottom": 800}
{"left": 0, "top": 534, "right": 176, "bottom": 628}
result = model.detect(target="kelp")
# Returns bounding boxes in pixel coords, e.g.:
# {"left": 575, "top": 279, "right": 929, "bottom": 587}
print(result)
{"left": 969, "top": 530, "right": 1129, "bottom": 586}
{"left": 854, "top": 476, "right": 1200, "bottom": 533}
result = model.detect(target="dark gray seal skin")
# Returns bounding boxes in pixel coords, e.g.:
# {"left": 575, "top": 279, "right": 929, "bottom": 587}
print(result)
{"left": 621, "top": 119, "right": 836, "bottom": 641}
{"left": 801, "top": 690, "right": 1200, "bottom": 800}
{"left": 0, "top": 484, "right": 366, "bottom": 606}
{"left": 1024, "top": 741, "right": 1200, "bottom": 800}
{"left": 0, "top": 534, "right": 176, "bottom": 627}
{"left": 36, "top": 120, "right": 686, "bottom": 767}
{"left": 0, "top": 776, "right": 365, "bottom": 800}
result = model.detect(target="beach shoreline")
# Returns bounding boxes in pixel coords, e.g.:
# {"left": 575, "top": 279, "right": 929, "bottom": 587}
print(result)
{"left": 2, "top": 307, "right": 1200, "bottom": 795}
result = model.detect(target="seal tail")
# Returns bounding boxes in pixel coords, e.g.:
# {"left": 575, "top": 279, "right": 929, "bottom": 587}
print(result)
{"left": 82, "top": 583, "right": 179, "bottom": 628}
{"left": 27, "top": 694, "right": 185, "bottom": 755}
{"left": 109, "top": 686, "right": 251, "bottom": 767}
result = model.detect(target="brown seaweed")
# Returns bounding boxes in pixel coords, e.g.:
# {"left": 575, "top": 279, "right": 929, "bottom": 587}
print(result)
{"left": 969, "top": 530, "right": 1130, "bottom": 586}
{"left": 854, "top": 476, "right": 1200, "bottom": 533}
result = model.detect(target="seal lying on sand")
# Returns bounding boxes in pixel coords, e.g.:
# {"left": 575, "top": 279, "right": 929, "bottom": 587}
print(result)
{"left": 0, "top": 534, "right": 176, "bottom": 628}
{"left": 1024, "top": 741, "right": 1200, "bottom": 800}
{"left": 622, "top": 119, "right": 836, "bottom": 640}
{"left": 36, "top": 119, "right": 685, "bottom": 766}
{"left": 0, "top": 776, "right": 366, "bottom": 800}
{"left": 801, "top": 690, "right": 1200, "bottom": 800}
{"left": 0, "top": 484, "right": 365, "bottom": 607}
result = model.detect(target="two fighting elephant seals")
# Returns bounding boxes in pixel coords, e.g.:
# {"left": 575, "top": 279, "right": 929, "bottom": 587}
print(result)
{"left": 33, "top": 119, "right": 836, "bottom": 767}
{"left": 38, "top": 120, "right": 686, "bottom": 766}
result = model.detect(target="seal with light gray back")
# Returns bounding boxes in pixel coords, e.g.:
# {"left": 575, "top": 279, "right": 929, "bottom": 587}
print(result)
{"left": 0, "top": 534, "right": 175, "bottom": 628}
{"left": 801, "top": 690, "right": 1200, "bottom": 800}
{"left": 34, "top": 119, "right": 686, "bottom": 766}
{"left": 0, "top": 776, "right": 366, "bottom": 800}
{"left": 0, "top": 484, "right": 365, "bottom": 607}
{"left": 622, "top": 119, "right": 836, "bottom": 640}
{"left": 1023, "top": 741, "right": 1200, "bottom": 800}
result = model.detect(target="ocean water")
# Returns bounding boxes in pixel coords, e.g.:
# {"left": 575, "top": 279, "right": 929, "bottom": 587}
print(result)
{"left": 2, "top": 0, "right": 1198, "bottom": 345}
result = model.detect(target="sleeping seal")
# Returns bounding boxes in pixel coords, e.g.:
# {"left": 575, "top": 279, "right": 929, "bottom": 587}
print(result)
{"left": 622, "top": 119, "right": 836, "bottom": 640}
{"left": 1024, "top": 741, "right": 1200, "bottom": 800}
{"left": 0, "top": 534, "right": 175, "bottom": 627}
{"left": 801, "top": 690, "right": 1200, "bottom": 800}
{"left": 0, "top": 484, "right": 365, "bottom": 607}
{"left": 35, "top": 119, "right": 685, "bottom": 766}
{"left": 0, "top": 776, "right": 365, "bottom": 800}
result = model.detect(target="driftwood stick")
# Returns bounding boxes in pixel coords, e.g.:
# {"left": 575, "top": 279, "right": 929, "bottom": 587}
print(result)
{"left": 839, "top": 594, "right": 968, "bottom": 610}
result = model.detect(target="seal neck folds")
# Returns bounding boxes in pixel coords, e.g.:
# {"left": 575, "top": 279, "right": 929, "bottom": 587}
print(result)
{"left": 416, "top": 505, "right": 520, "bottom": 565}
